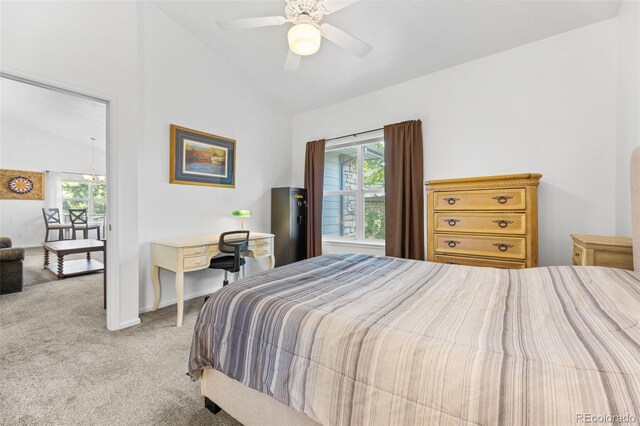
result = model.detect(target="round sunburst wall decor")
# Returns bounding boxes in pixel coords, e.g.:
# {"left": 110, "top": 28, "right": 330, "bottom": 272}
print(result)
{"left": 8, "top": 176, "right": 34, "bottom": 194}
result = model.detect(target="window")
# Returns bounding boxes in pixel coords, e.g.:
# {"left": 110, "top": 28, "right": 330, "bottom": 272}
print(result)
{"left": 61, "top": 174, "right": 106, "bottom": 221}
{"left": 322, "top": 138, "right": 385, "bottom": 241}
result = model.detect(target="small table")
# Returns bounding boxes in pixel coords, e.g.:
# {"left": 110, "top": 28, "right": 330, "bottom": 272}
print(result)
{"left": 43, "top": 239, "right": 105, "bottom": 279}
{"left": 570, "top": 234, "right": 633, "bottom": 270}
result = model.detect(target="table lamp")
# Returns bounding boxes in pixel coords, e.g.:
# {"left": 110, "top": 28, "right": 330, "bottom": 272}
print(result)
{"left": 232, "top": 210, "right": 252, "bottom": 230}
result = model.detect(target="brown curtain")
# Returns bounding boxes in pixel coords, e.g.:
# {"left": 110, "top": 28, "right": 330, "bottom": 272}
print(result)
{"left": 304, "top": 139, "right": 326, "bottom": 258}
{"left": 384, "top": 120, "right": 425, "bottom": 260}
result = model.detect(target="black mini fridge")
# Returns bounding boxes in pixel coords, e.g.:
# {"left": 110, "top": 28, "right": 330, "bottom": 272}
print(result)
{"left": 271, "top": 187, "right": 307, "bottom": 267}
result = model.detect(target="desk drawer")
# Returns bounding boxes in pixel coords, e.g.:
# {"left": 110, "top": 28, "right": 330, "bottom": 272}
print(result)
{"left": 434, "top": 212, "right": 526, "bottom": 235}
{"left": 184, "top": 255, "right": 209, "bottom": 270}
{"left": 184, "top": 246, "right": 207, "bottom": 257}
{"left": 251, "top": 246, "right": 272, "bottom": 256}
{"left": 249, "top": 238, "right": 271, "bottom": 248}
{"left": 434, "top": 188, "right": 526, "bottom": 211}
{"left": 434, "top": 234, "right": 526, "bottom": 260}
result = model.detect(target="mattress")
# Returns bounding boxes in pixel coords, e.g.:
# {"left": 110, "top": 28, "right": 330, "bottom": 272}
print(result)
{"left": 188, "top": 253, "right": 640, "bottom": 425}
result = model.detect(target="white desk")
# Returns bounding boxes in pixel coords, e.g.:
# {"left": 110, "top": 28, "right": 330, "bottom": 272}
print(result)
{"left": 151, "top": 232, "right": 275, "bottom": 326}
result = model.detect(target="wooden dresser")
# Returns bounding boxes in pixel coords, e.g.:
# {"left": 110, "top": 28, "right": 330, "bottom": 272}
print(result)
{"left": 571, "top": 234, "right": 633, "bottom": 270}
{"left": 426, "top": 173, "right": 542, "bottom": 269}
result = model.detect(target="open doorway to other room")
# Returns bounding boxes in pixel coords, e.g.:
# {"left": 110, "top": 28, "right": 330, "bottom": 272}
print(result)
{"left": 0, "top": 76, "right": 109, "bottom": 316}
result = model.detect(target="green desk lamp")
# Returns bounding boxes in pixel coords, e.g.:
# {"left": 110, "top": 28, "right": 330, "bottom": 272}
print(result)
{"left": 232, "top": 210, "right": 252, "bottom": 230}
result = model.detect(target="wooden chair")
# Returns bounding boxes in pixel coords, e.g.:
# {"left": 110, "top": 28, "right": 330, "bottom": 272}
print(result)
{"left": 42, "top": 208, "right": 72, "bottom": 242}
{"left": 69, "top": 209, "right": 101, "bottom": 240}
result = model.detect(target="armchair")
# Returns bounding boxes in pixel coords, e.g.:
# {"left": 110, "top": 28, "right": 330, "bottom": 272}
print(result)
{"left": 0, "top": 237, "right": 25, "bottom": 294}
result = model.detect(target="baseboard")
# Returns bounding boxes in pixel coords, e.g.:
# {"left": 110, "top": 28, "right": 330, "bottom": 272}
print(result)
{"left": 109, "top": 317, "right": 141, "bottom": 331}
{"left": 21, "top": 244, "right": 44, "bottom": 249}
{"left": 138, "top": 287, "right": 222, "bottom": 314}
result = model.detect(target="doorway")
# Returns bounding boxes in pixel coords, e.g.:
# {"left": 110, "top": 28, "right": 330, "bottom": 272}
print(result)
{"left": 0, "top": 73, "right": 114, "bottom": 329}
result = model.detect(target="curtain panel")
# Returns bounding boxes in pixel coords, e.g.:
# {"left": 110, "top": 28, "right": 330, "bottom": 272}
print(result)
{"left": 383, "top": 120, "right": 425, "bottom": 260}
{"left": 304, "top": 139, "right": 326, "bottom": 258}
{"left": 45, "top": 170, "right": 63, "bottom": 212}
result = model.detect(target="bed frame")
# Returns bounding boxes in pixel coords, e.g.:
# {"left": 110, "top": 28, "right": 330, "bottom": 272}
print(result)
{"left": 201, "top": 368, "right": 319, "bottom": 425}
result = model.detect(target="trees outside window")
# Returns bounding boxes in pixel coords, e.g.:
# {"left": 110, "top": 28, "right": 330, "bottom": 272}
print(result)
{"left": 61, "top": 174, "right": 106, "bottom": 221}
{"left": 322, "top": 139, "right": 385, "bottom": 241}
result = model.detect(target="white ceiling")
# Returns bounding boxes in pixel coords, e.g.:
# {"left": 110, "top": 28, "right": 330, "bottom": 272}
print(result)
{"left": 1, "top": 77, "right": 107, "bottom": 149}
{"left": 154, "top": 0, "right": 621, "bottom": 113}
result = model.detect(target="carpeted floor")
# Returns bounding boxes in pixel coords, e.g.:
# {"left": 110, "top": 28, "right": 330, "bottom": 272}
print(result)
{"left": 0, "top": 251, "right": 241, "bottom": 425}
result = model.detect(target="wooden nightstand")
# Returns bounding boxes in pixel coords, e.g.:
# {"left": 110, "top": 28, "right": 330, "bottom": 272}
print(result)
{"left": 570, "top": 234, "right": 634, "bottom": 270}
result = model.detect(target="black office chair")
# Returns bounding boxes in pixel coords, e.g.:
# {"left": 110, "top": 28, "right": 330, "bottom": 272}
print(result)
{"left": 209, "top": 230, "right": 250, "bottom": 287}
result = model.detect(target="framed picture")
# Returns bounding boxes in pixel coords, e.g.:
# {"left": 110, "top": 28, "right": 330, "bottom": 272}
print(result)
{"left": 0, "top": 169, "right": 45, "bottom": 200}
{"left": 170, "top": 124, "right": 236, "bottom": 188}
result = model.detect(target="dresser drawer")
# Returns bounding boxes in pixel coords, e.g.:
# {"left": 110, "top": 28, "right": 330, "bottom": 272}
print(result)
{"left": 572, "top": 245, "right": 585, "bottom": 266}
{"left": 184, "top": 255, "right": 209, "bottom": 270}
{"left": 184, "top": 246, "right": 207, "bottom": 256}
{"left": 434, "top": 234, "right": 527, "bottom": 259}
{"left": 434, "top": 212, "right": 527, "bottom": 235}
{"left": 434, "top": 188, "right": 526, "bottom": 211}
{"left": 434, "top": 255, "right": 526, "bottom": 269}
{"left": 594, "top": 250, "right": 634, "bottom": 270}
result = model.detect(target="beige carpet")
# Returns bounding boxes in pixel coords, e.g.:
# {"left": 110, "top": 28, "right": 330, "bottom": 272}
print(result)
{"left": 0, "top": 251, "right": 241, "bottom": 425}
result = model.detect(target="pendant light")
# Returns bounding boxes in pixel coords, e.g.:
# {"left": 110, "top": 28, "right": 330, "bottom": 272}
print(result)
{"left": 83, "top": 137, "right": 99, "bottom": 183}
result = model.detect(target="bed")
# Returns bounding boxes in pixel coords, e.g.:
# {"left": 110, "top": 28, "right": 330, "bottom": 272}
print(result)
{"left": 188, "top": 253, "right": 640, "bottom": 425}
{"left": 188, "top": 149, "right": 640, "bottom": 425}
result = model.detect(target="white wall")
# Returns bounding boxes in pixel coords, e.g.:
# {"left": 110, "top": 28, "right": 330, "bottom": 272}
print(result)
{"left": 292, "top": 19, "right": 619, "bottom": 266}
{"left": 137, "top": 4, "right": 292, "bottom": 311}
{"left": 1, "top": 1, "right": 140, "bottom": 329}
{"left": 616, "top": 0, "right": 640, "bottom": 235}
{"left": 0, "top": 2, "right": 293, "bottom": 326}
{"left": 0, "top": 117, "right": 107, "bottom": 246}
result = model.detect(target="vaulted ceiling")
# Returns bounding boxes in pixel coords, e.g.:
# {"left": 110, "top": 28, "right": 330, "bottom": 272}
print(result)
{"left": 1, "top": 77, "right": 107, "bottom": 149}
{"left": 154, "top": 0, "right": 621, "bottom": 112}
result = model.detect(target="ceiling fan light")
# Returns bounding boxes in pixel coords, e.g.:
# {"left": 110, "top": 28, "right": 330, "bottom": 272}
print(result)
{"left": 287, "top": 23, "right": 321, "bottom": 56}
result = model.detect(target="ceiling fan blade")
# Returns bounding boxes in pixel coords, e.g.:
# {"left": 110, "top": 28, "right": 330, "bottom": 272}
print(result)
{"left": 284, "top": 50, "right": 301, "bottom": 72}
{"left": 216, "top": 16, "right": 287, "bottom": 31}
{"left": 320, "top": 23, "right": 372, "bottom": 58}
{"left": 321, "top": 0, "right": 360, "bottom": 14}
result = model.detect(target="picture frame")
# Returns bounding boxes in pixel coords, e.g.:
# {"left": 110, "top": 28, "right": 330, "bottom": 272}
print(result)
{"left": 170, "top": 124, "right": 236, "bottom": 188}
{"left": 0, "top": 169, "right": 45, "bottom": 200}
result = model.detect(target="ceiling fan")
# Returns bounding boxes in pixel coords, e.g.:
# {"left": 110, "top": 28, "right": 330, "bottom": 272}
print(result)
{"left": 215, "top": 0, "right": 372, "bottom": 72}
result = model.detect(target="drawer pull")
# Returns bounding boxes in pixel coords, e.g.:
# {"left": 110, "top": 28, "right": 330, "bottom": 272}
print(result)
{"left": 445, "top": 240, "right": 460, "bottom": 248}
{"left": 492, "top": 195, "right": 513, "bottom": 204}
{"left": 574, "top": 251, "right": 581, "bottom": 257}
{"left": 444, "top": 197, "right": 460, "bottom": 205}
{"left": 444, "top": 219, "right": 461, "bottom": 227}
{"left": 493, "top": 220, "right": 513, "bottom": 228}
{"left": 493, "top": 243, "right": 513, "bottom": 252}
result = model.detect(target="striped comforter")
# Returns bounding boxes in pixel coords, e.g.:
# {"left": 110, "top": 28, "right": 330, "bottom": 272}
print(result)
{"left": 188, "top": 253, "right": 640, "bottom": 425}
